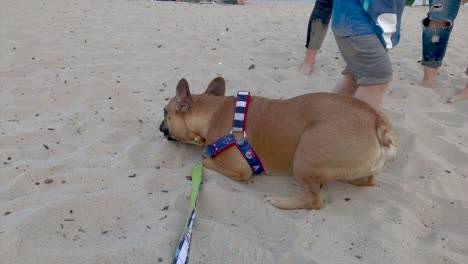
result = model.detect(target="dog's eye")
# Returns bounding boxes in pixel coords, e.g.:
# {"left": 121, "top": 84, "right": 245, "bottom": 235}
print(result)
{"left": 164, "top": 108, "right": 168, "bottom": 116}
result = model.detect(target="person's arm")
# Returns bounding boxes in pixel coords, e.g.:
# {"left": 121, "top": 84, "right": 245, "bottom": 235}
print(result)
{"left": 305, "top": 0, "right": 334, "bottom": 50}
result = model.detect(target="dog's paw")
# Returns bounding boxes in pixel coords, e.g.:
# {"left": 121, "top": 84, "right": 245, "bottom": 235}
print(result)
{"left": 266, "top": 195, "right": 323, "bottom": 210}
{"left": 265, "top": 195, "right": 288, "bottom": 209}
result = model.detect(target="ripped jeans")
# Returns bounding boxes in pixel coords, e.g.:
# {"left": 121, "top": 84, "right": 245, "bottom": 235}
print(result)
{"left": 421, "top": 0, "right": 461, "bottom": 68}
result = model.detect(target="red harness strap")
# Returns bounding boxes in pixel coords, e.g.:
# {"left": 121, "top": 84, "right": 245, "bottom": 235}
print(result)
{"left": 202, "top": 91, "right": 265, "bottom": 175}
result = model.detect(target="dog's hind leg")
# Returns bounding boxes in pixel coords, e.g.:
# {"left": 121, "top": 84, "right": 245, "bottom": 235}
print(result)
{"left": 267, "top": 177, "right": 323, "bottom": 210}
{"left": 267, "top": 127, "right": 334, "bottom": 210}
{"left": 341, "top": 175, "right": 376, "bottom": 187}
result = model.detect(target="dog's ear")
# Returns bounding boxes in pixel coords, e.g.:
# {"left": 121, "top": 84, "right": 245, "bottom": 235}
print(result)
{"left": 204, "top": 77, "right": 226, "bottom": 96}
{"left": 175, "top": 78, "right": 192, "bottom": 112}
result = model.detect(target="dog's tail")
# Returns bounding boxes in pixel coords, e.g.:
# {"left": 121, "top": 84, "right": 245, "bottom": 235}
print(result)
{"left": 376, "top": 118, "right": 397, "bottom": 166}
{"left": 376, "top": 119, "right": 394, "bottom": 147}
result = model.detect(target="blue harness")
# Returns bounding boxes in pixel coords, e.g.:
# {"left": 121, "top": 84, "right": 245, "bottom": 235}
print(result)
{"left": 203, "top": 91, "right": 266, "bottom": 175}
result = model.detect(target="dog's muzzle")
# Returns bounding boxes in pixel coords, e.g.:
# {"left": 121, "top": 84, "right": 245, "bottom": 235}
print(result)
{"left": 159, "top": 121, "right": 177, "bottom": 141}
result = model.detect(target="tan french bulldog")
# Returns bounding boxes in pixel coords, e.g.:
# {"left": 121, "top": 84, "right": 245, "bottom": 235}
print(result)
{"left": 159, "top": 77, "right": 397, "bottom": 210}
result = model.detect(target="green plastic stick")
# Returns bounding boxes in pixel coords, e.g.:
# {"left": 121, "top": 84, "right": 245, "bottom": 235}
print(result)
{"left": 173, "top": 164, "right": 203, "bottom": 264}
{"left": 189, "top": 164, "right": 203, "bottom": 211}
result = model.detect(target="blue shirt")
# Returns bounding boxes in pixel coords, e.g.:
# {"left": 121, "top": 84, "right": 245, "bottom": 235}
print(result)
{"left": 332, "top": 0, "right": 405, "bottom": 49}
{"left": 332, "top": 0, "right": 375, "bottom": 37}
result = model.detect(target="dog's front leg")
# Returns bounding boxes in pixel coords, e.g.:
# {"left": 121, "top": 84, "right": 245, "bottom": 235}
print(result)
{"left": 202, "top": 158, "right": 252, "bottom": 182}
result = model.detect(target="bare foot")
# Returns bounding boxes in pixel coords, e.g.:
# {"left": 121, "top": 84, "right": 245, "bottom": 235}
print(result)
{"left": 448, "top": 86, "right": 468, "bottom": 103}
{"left": 420, "top": 66, "right": 438, "bottom": 88}
{"left": 301, "top": 49, "right": 318, "bottom": 76}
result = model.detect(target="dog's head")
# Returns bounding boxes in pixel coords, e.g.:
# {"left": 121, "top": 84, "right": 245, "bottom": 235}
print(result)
{"left": 159, "top": 77, "right": 226, "bottom": 145}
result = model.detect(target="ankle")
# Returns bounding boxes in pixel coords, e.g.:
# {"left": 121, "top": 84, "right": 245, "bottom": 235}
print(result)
{"left": 421, "top": 66, "right": 439, "bottom": 88}
{"left": 304, "top": 49, "right": 318, "bottom": 63}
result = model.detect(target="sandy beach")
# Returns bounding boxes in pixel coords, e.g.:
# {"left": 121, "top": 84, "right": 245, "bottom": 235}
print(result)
{"left": 1, "top": 0, "right": 467, "bottom": 263}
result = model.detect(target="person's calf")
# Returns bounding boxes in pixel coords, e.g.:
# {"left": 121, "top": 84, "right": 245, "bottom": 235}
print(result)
{"left": 421, "top": 66, "right": 439, "bottom": 88}
{"left": 301, "top": 49, "right": 318, "bottom": 76}
{"left": 354, "top": 83, "right": 389, "bottom": 110}
{"left": 333, "top": 74, "right": 359, "bottom": 96}
{"left": 420, "top": 18, "right": 453, "bottom": 87}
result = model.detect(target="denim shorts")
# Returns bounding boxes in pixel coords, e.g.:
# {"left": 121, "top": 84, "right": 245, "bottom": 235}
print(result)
{"left": 421, "top": 0, "right": 461, "bottom": 68}
{"left": 334, "top": 33, "right": 392, "bottom": 86}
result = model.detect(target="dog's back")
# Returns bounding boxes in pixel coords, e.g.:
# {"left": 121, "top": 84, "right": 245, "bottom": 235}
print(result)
{"left": 237, "top": 92, "right": 397, "bottom": 178}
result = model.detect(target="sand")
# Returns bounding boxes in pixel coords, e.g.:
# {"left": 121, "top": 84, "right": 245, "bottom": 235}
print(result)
{"left": 1, "top": 0, "right": 467, "bottom": 263}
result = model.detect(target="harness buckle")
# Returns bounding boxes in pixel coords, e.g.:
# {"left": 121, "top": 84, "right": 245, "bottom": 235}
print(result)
{"left": 202, "top": 144, "right": 216, "bottom": 158}
{"left": 229, "top": 129, "right": 247, "bottom": 140}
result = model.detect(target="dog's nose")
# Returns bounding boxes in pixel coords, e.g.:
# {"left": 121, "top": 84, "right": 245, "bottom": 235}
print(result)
{"left": 159, "top": 122, "right": 164, "bottom": 133}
